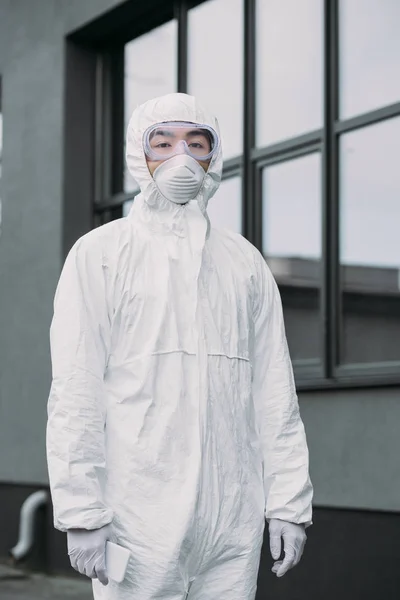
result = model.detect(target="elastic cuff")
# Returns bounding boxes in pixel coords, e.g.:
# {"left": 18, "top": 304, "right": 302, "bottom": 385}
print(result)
{"left": 54, "top": 509, "right": 113, "bottom": 532}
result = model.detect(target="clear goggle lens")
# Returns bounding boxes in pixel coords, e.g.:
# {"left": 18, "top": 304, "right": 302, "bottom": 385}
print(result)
{"left": 143, "top": 121, "right": 219, "bottom": 162}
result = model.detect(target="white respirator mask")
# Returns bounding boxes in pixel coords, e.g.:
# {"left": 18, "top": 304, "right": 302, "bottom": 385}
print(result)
{"left": 152, "top": 154, "right": 206, "bottom": 205}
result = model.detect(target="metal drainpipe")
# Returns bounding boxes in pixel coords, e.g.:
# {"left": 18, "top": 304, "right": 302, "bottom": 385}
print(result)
{"left": 9, "top": 490, "right": 49, "bottom": 562}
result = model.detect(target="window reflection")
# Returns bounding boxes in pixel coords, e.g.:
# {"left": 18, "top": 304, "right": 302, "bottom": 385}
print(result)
{"left": 256, "top": 0, "right": 323, "bottom": 147}
{"left": 340, "top": 118, "right": 400, "bottom": 364}
{"left": 124, "top": 20, "right": 177, "bottom": 192}
{"left": 188, "top": 0, "right": 243, "bottom": 160}
{"left": 95, "top": 205, "right": 123, "bottom": 226}
{"left": 208, "top": 176, "right": 242, "bottom": 233}
{"left": 339, "top": 0, "right": 400, "bottom": 119}
{"left": 262, "top": 154, "right": 321, "bottom": 362}
{"left": 123, "top": 199, "right": 134, "bottom": 217}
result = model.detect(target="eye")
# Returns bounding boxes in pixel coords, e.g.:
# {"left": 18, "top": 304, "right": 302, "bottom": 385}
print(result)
{"left": 189, "top": 142, "right": 204, "bottom": 149}
{"left": 155, "top": 142, "right": 172, "bottom": 148}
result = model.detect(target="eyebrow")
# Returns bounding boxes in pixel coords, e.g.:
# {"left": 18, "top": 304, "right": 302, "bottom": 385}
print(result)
{"left": 151, "top": 128, "right": 209, "bottom": 138}
{"left": 185, "top": 129, "right": 209, "bottom": 137}
{"left": 151, "top": 129, "right": 175, "bottom": 138}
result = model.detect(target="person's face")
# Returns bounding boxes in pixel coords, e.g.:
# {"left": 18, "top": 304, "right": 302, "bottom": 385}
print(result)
{"left": 146, "top": 127, "right": 212, "bottom": 176}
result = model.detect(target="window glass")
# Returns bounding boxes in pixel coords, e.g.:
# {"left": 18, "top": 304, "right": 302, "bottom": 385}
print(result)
{"left": 188, "top": 0, "right": 243, "bottom": 160}
{"left": 208, "top": 176, "right": 242, "bottom": 233}
{"left": 256, "top": 0, "right": 323, "bottom": 147}
{"left": 339, "top": 0, "right": 400, "bottom": 119}
{"left": 123, "top": 199, "right": 134, "bottom": 217}
{"left": 339, "top": 118, "right": 400, "bottom": 364}
{"left": 262, "top": 153, "right": 322, "bottom": 362}
{"left": 95, "top": 206, "right": 123, "bottom": 226}
{"left": 124, "top": 20, "right": 177, "bottom": 192}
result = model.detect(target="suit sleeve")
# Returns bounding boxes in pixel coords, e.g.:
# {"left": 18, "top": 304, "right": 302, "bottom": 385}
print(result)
{"left": 252, "top": 250, "right": 313, "bottom": 526}
{"left": 46, "top": 236, "right": 113, "bottom": 532}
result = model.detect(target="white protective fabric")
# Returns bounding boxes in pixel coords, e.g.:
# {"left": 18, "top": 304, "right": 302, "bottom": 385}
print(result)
{"left": 47, "top": 93, "right": 313, "bottom": 600}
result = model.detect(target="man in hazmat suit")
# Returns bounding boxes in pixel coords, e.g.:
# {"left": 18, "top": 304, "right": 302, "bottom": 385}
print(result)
{"left": 47, "top": 93, "right": 313, "bottom": 600}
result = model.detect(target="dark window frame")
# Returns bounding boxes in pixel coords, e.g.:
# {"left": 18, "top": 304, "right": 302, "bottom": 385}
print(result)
{"left": 89, "top": 0, "right": 400, "bottom": 391}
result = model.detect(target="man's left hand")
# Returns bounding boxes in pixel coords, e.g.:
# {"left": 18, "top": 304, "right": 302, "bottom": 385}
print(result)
{"left": 268, "top": 519, "right": 307, "bottom": 578}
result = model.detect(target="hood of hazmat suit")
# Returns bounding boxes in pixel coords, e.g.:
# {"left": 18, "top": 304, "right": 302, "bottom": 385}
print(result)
{"left": 47, "top": 93, "right": 313, "bottom": 600}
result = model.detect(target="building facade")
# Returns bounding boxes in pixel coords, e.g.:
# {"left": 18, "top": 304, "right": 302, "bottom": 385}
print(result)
{"left": 0, "top": 0, "right": 399, "bottom": 597}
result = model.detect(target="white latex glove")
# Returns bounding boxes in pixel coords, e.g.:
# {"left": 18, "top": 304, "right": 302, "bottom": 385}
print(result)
{"left": 67, "top": 524, "right": 112, "bottom": 585}
{"left": 269, "top": 519, "right": 307, "bottom": 578}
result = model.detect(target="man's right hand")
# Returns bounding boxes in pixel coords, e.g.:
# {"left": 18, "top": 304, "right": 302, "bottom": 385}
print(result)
{"left": 67, "top": 524, "right": 112, "bottom": 585}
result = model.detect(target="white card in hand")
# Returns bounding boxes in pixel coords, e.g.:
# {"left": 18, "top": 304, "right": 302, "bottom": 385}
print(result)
{"left": 105, "top": 541, "right": 131, "bottom": 583}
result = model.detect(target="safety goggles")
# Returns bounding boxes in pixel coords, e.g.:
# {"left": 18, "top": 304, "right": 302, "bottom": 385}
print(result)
{"left": 143, "top": 121, "right": 219, "bottom": 162}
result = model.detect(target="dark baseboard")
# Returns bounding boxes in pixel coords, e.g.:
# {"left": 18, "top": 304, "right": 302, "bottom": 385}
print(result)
{"left": 1, "top": 482, "right": 399, "bottom": 598}
{"left": 0, "top": 482, "right": 70, "bottom": 574}
{"left": 257, "top": 506, "right": 400, "bottom": 600}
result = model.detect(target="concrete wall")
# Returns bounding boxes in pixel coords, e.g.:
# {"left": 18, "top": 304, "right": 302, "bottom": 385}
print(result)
{"left": 301, "top": 387, "right": 400, "bottom": 512}
{"left": 0, "top": 0, "right": 126, "bottom": 484}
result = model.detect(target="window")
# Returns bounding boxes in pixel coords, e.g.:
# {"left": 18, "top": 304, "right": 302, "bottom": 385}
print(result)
{"left": 339, "top": 0, "right": 400, "bottom": 119}
{"left": 188, "top": 0, "right": 243, "bottom": 160}
{"left": 124, "top": 20, "right": 178, "bottom": 193}
{"left": 339, "top": 119, "right": 400, "bottom": 365}
{"left": 256, "top": 0, "right": 323, "bottom": 147}
{"left": 94, "top": 1, "right": 243, "bottom": 231}
{"left": 94, "top": 0, "right": 400, "bottom": 387}
{"left": 208, "top": 176, "right": 242, "bottom": 233}
{"left": 335, "top": 0, "right": 400, "bottom": 378}
{"left": 262, "top": 154, "right": 322, "bottom": 364}
{"left": 123, "top": 199, "right": 134, "bottom": 218}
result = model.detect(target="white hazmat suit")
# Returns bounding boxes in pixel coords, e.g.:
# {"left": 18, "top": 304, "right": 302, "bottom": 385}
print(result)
{"left": 47, "top": 93, "right": 313, "bottom": 599}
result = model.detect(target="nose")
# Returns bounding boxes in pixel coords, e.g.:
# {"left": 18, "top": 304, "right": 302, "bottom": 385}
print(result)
{"left": 174, "top": 140, "right": 190, "bottom": 155}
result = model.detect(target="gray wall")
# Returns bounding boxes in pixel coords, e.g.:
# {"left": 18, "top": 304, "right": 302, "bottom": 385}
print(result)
{"left": 0, "top": 0, "right": 126, "bottom": 484}
{"left": 0, "top": 0, "right": 399, "bottom": 517}
{"left": 301, "top": 387, "right": 400, "bottom": 512}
